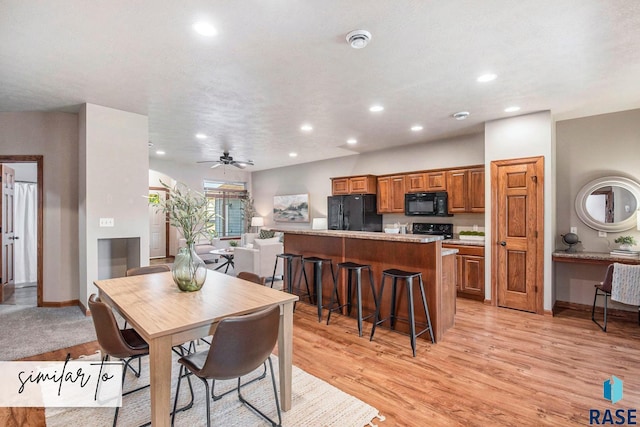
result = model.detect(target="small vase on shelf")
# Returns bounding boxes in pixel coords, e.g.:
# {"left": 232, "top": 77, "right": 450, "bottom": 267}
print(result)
{"left": 172, "top": 244, "right": 207, "bottom": 292}
{"left": 619, "top": 243, "right": 633, "bottom": 251}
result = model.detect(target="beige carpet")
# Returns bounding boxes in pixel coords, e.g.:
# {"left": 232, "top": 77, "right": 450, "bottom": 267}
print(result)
{"left": 45, "top": 350, "right": 381, "bottom": 427}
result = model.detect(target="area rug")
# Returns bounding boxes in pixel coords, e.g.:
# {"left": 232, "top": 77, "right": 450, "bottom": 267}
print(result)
{"left": 45, "top": 350, "right": 382, "bottom": 427}
{"left": 0, "top": 305, "right": 96, "bottom": 360}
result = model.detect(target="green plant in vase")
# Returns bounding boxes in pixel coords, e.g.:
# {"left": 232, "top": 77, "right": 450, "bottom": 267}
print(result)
{"left": 150, "top": 181, "right": 218, "bottom": 291}
{"left": 614, "top": 235, "right": 637, "bottom": 251}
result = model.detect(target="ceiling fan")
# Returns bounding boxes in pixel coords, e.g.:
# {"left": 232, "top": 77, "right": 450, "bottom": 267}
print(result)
{"left": 197, "top": 151, "right": 254, "bottom": 169}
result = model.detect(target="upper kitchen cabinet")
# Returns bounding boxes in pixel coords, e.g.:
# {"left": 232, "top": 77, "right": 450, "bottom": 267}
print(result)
{"left": 377, "top": 175, "right": 406, "bottom": 213}
{"left": 331, "top": 175, "right": 377, "bottom": 195}
{"left": 446, "top": 167, "right": 485, "bottom": 213}
{"left": 405, "top": 171, "right": 447, "bottom": 193}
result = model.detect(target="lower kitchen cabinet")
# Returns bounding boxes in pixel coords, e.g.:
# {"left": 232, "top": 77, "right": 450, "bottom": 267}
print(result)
{"left": 443, "top": 244, "right": 485, "bottom": 300}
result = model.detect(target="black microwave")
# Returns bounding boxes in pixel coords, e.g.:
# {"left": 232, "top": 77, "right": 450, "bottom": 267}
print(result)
{"left": 405, "top": 192, "right": 450, "bottom": 216}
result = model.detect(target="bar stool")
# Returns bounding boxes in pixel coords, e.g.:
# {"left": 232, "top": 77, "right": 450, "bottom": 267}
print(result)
{"left": 297, "top": 256, "right": 335, "bottom": 322}
{"left": 271, "top": 252, "right": 311, "bottom": 307}
{"left": 369, "top": 268, "right": 435, "bottom": 356}
{"left": 326, "top": 261, "right": 378, "bottom": 337}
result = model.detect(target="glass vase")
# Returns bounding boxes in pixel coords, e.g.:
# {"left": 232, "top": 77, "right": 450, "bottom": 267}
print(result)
{"left": 172, "top": 244, "right": 207, "bottom": 292}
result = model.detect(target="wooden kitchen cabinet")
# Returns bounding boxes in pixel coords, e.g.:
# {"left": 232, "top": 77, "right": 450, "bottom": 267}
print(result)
{"left": 331, "top": 175, "right": 377, "bottom": 195}
{"left": 377, "top": 175, "right": 405, "bottom": 213}
{"left": 446, "top": 167, "right": 484, "bottom": 213}
{"left": 405, "top": 170, "right": 447, "bottom": 193}
{"left": 443, "top": 244, "right": 485, "bottom": 300}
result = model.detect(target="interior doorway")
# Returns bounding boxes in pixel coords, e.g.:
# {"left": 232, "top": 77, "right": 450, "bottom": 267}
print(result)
{"left": 491, "top": 156, "right": 544, "bottom": 314}
{"left": 0, "top": 156, "right": 43, "bottom": 307}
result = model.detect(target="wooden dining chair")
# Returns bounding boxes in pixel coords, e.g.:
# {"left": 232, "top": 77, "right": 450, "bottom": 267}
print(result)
{"left": 237, "top": 271, "right": 266, "bottom": 286}
{"left": 171, "top": 306, "right": 282, "bottom": 427}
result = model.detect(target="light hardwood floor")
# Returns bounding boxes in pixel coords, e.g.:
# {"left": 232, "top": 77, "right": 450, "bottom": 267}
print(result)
{"left": 2, "top": 298, "right": 639, "bottom": 426}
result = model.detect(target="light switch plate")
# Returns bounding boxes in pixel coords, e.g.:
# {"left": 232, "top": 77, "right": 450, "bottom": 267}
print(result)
{"left": 598, "top": 230, "right": 607, "bottom": 237}
{"left": 99, "top": 218, "right": 114, "bottom": 227}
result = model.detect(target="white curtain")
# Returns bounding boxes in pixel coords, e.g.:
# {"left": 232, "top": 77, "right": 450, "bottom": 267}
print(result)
{"left": 14, "top": 183, "right": 37, "bottom": 284}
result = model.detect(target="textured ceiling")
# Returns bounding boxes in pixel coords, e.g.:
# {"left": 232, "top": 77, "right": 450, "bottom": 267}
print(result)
{"left": 1, "top": 1, "right": 640, "bottom": 171}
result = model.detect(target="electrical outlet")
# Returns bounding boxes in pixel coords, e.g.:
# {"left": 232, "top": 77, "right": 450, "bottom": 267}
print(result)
{"left": 598, "top": 230, "right": 607, "bottom": 237}
{"left": 99, "top": 218, "right": 114, "bottom": 227}
{"left": 570, "top": 227, "right": 577, "bottom": 234}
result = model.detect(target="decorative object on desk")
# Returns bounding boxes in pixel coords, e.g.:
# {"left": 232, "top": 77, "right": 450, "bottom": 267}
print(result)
{"left": 614, "top": 235, "right": 637, "bottom": 251}
{"left": 459, "top": 230, "right": 486, "bottom": 241}
{"left": 228, "top": 240, "right": 239, "bottom": 247}
{"left": 561, "top": 232, "right": 580, "bottom": 253}
{"left": 149, "top": 181, "right": 217, "bottom": 291}
{"left": 250, "top": 216, "right": 264, "bottom": 233}
{"left": 273, "top": 193, "right": 309, "bottom": 222}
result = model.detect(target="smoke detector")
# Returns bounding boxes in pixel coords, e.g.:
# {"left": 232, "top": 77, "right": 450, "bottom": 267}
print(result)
{"left": 346, "top": 30, "right": 372, "bottom": 49}
{"left": 452, "top": 111, "right": 470, "bottom": 120}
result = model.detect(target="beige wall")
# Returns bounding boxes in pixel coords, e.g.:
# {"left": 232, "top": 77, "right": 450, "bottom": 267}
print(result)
{"left": 555, "top": 108, "right": 640, "bottom": 309}
{"left": 0, "top": 112, "right": 79, "bottom": 302}
{"left": 251, "top": 133, "right": 485, "bottom": 230}
{"left": 79, "top": 104, "right": 150, "bottom": 307}
{"left": 484, "top": 111, "right": 556, "bottom": 311}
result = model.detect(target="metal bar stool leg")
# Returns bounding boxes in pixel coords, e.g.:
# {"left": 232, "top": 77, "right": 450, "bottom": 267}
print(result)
{"left": 406, "top": 276, "right": 417, "bottom": 357}
{"left": 370, "top": 274, "right": 386, "bottom": 341}
{"left": 326, "top": 265, "right": 342, "bottom": 326}
{"left": 314, "top": 262, "right": 323, "bottom": 322}
{"left": 390, "top": 277, "right": 398, "bottom": 330}
{"left": 418, "top": 275, "right": 435, "bottom": 344}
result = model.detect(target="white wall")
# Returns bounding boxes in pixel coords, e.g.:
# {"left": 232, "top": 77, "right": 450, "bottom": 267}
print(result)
{"left": 79, "top": 104, "right": 150, "bottom": 308}
{"left": 555, "top": 108, "right": 640, "bottom": 310}
{"left": 0, "top": 112, "right": 79, "bottom": 302}
{"left": 484, "top": 111, "right": 556, "bottom": 311}
{"left": 251, "top": 133, "right": 485, "bottom": 229}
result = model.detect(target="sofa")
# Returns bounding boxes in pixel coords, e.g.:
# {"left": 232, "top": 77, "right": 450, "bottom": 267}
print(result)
{"left": 233, "top": 232, "right": 284, "bottom": 279}
{"left": 178, "top": 237, "right": 219, "bottom": 263}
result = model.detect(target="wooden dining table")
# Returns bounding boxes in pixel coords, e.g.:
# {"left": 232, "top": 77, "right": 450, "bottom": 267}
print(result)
{"left": 94, "top": 270, "right": 298, "bottom": 426}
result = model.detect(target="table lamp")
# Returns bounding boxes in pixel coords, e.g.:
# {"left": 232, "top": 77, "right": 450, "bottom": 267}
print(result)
{"left": 251, "top": 216, "right": 264, "bottom": 233}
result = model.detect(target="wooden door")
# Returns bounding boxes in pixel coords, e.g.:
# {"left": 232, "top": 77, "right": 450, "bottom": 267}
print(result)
{"left": 376, "top": 177, "right": 390, "bottom": 213}
{"left": 468, "top": 168, "right": 485, "bottom": 213}
{"left": 492, "top": 157, "right": 544, "bottom": 313}
{"left": 1, "top": 165, "right": 16, "bottom": 302}
{"left": 425, "top": 171, "right": 447, "bottom": 191}
{"left": 149, "top": 188, "right": 168, "bottom": 258}
{"left": 462, "top": 255, "right": 484, "bottom": 295}
{"left": 405, "top": 173, "right": 426, "bottom": 192}
{"left": 331, "top": 178, "right": 349, "bottom": 195}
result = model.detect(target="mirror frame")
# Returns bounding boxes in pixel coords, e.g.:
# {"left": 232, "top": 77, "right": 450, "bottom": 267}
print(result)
{"left": 575, "top": 176, "right": 640, "bottom": 232}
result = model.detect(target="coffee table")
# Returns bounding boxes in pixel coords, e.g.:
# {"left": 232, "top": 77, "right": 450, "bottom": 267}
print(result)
{"left": 210, "top": 248, "right": 234, "bottom": 273}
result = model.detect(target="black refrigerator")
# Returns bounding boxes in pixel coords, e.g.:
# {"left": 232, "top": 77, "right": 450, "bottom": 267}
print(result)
{"left": 327, "top": 194, "right": 382, "bottom": 232}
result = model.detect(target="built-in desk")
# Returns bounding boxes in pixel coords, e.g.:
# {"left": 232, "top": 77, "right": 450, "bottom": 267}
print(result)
{"left": 552, "top": 251, "right": 640, "bottom": 265}
{"left": 553, "top": 251, "right": 640, "bottom": 316}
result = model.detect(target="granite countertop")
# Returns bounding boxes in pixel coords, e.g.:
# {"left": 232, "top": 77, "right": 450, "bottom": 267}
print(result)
{"left": 442, "top": 248, "right": 459, "bottom": 256}
{"left": 553, "top": 250, "right": 640, "bottom": 262}
{"left": 276, "top": 229, "right": 444, "bottom": 243}
{"left": 443, "top": 238, "right": 485, "bottom": 247}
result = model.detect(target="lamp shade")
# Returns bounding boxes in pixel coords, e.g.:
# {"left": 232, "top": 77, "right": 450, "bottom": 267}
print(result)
{"left": 251, "top": 217, "right": 264, "bottom": 227}
{"left": 312, "top": 218, "right": 328, "bottom": 230}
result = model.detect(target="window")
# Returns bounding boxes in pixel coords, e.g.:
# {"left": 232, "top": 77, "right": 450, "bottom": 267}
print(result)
{"left": 203, "top": 180, "right": 248, "bottom": 238}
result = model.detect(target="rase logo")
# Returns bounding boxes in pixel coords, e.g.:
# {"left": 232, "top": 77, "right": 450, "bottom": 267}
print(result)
{"left": 589, "top": 376, "right": 636, "bottom": 425}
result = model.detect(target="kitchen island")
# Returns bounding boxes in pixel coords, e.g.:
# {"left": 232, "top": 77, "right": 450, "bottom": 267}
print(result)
{"left": 281, "top": 229, "right": 456, "bottom": 342}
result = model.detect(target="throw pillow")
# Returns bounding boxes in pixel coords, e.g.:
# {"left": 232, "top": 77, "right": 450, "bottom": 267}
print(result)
{"left": 254, "top": 237, "right": 281, "bottom": 247}
{"left": 258, "top": 229, "right": 275, "bottom": 239}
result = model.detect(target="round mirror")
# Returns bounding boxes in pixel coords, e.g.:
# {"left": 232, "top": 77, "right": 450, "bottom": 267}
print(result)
{"left": 575, "top": 176, "right": 640, "bottom": 232}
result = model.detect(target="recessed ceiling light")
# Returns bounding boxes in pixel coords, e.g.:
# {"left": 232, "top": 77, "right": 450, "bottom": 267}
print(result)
{"left": 300, "top": 124, "right": 313, "bottom": 132}
{"left": 195, "top": 133, "right": 207, "bottom": 139}
{"left": 411, "top": 125, "right": 423, "bottom": 131}
{"left": 192, "top": 21, "right": 217, "bottom": 37}
{"left": 156, "top": 150, "right": 166, "bottom": 155}
{"left": 504, "top": 106, "right": 521, "bottom": 113}
{"left": 369, "top": 105, "right": 384, "bottom": 112}
{"left": 289, "top": 152, "right": 298, "bottom": 157}
{"left": 452, "top": 111, "right": 470, "bottom": 120}
{"left": 477, "top": 73, "right": 497, "bottom": 82}
{"left": 347, "top": 138, "right": 358, "bottom": 144}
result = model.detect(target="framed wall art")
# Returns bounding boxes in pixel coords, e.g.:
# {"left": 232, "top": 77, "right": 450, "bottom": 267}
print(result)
{"left": 273, "top": 193, "right": 309, "bottom": 222}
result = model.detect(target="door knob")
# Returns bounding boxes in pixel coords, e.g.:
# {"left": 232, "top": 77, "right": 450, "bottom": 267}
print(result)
{"left": 500, "top": 241, "right": 506, "bottom": 246}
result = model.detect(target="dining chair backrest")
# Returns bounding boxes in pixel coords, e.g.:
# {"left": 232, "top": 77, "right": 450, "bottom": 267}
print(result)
{"left": 237, "top": 271, "right": 265, "bottom": 286}
{"left": 201, "top": 305, "right": 280, "bottom": 380}
{"left": 88, "top": 294, "right": 148, "bottom": 359}
{"left": 126, "top": 264, "right": 170, "bottom": 276}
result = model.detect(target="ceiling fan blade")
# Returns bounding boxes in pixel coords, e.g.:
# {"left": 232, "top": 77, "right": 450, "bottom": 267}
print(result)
{"left": 197, "top": 160, "right": 222, "bottom": 164}
{"left": 232, "top": 162, "right": 246, "bottom": 169}
{"left": 209, "top": 163, "right": 223, "bottom": 169}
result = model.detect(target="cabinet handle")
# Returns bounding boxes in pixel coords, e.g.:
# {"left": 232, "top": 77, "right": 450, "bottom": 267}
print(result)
{"left": 500, "top": 241, "right": 506, "bottom": 246}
